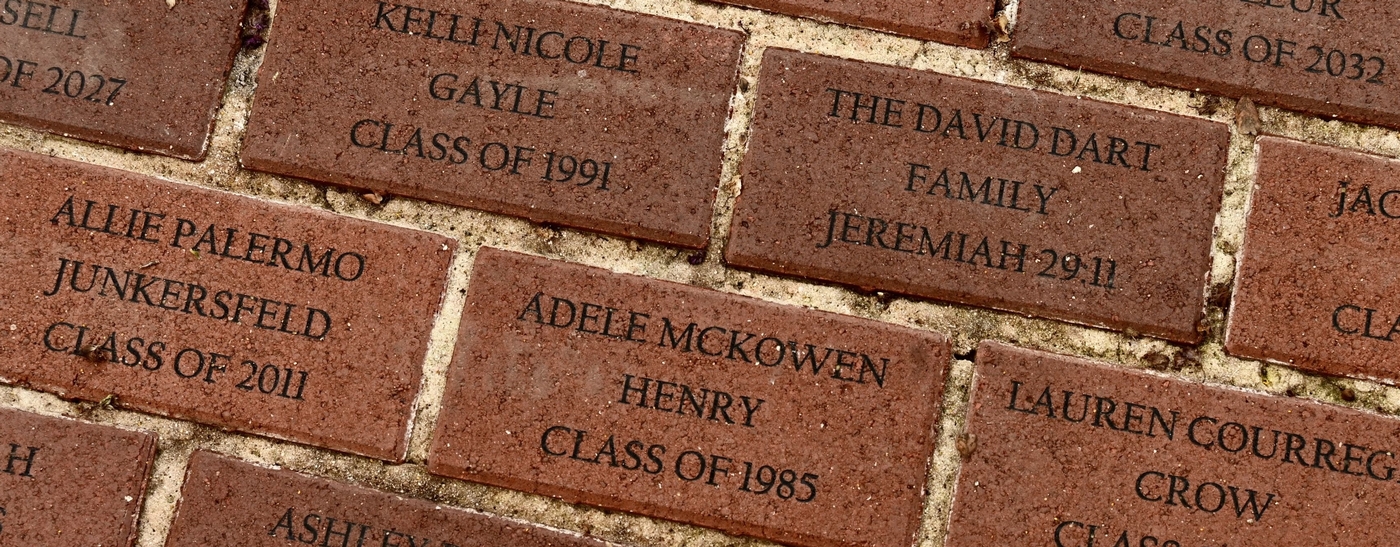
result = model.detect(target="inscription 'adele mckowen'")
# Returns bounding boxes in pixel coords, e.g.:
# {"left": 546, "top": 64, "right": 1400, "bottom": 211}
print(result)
{"left": 726, "top": 49, "right": 1229, "bottom": 343}
{"left": 1013, "top": 0, "right": 1400, "bottom": 129}
{"left": 1228, "top": 138, "right": 1400, "bottom": 384}
{"left": 429, "top": 247, "right": 950, "bottom": 547}
{"left": 0, "top": 1, "right": 244, "bottom": 159}
{"left": 0, "top": 408, "right": 156, "bottom": 545}
{"left": 947, "top": 342, "right": 1400, "bottom": 547}
{"left": 165, "top": 451, "right": 619, "bottom": 547}
{"left": 0, "top": 150, "right": 455, "bottom": 461}
{"left": 243, "top": 0, "right": 744, "bottom": 248}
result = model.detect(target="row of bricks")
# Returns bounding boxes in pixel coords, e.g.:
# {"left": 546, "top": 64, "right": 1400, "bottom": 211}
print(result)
{"left": 3, "top": 106, "right": 1397, "bottom": 393}
{"left": 4, "top": 0, "right": 1395, "bottom": 158}
{"left": 4, "top": 2, "right": 1396, "bottom": 358}
{"left": 4, "top": 338, "right": 1398, "bottom": 547}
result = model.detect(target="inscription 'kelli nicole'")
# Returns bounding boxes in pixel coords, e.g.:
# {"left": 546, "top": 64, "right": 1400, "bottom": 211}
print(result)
{"left": 371, "top": 2, "right": 642, "bottom": 74}
{"left": 824, "top": 88, "right": 1164, "bottom": 172}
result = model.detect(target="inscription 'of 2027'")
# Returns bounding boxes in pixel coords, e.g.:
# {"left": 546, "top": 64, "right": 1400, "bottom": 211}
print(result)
{"left": 2, "top": 3, "right": 130, "bottom": 106}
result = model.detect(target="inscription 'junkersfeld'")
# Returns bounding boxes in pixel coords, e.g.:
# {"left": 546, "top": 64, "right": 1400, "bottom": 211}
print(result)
{"left": 243, "top": 0, "right": 744, "bottom": 248}
{"left": 429, "top": 248, "right": 949, "bottom": 547}
{"left": 727, "top": 49, "right": 1228, "bottom": 343}
{"left": 947, "top": 342, "right": 1400, "bottom": 547}
{"left": 0, "top": 150, "right": 454, "bottom": 461}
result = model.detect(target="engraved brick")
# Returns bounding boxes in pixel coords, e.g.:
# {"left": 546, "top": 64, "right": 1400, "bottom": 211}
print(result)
{"left": 0, "top": 1, "right": 244, "bottom": 159}
{"left": 708, "top": 0, "right": 993, "bottom": 47}
{"left": 0, "top": 407, "right": 156, "bottom": 546}
{"left": 1228, "top": 137, "right": 1400, "bottom": 383}
{"left": 166, "top": 451, "right": 619, "bottom": 547}
{"left": 1013, "top": 0, "right": 1400, "bottom": 129}
{"left": 429, "top": 247, "right": 949, "bottom": 547}
{"left": 242, "top": 0, "right": 745, "bottom": 249}
{"left": 726, "top": 49, "right": 1229, "bottom": 343}
{"left": 0, "top": 150, "right": 455, "bottom": 461}
{"left": 951, "top": 341, "right": 1400, "bottom": 547}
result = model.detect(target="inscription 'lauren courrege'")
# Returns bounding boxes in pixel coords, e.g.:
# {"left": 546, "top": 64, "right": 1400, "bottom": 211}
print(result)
{"left": 516, "top": 291, "right": 895, "bottom": 388}
{"left": 1007, "top": 378, "right": 1400, "bottom": 487}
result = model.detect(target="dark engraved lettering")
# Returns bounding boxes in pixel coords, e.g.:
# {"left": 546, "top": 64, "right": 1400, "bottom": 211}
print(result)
{"left": 371, "top": 2, "right": 642, "bottom": 73}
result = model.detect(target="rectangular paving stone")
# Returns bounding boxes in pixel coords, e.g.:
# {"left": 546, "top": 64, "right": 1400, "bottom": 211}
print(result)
{"left": 429, "top": 247, "right": 950, "bottom": 547}
{"left": 950, "top": 341, "right": 1400, "bottom": 547}
{"left": 0, "top": 1, "right": 245, "bottom": 159}
{"left": 1228, "top": 137, "right": 1400, "bottom": 383}
{"left": 242, "top": 0, "right": 745, "bottom": 249}
{"left": 166, "top": 451, "right": 620, "bottom": 547}
{"left": 1013, "top": 0, "right": 1400, "bottom": 129}
{"left": 726, "top": 49, "right": 1229, "bottom": 343}
{"left": 0, "top": 407, "right": 156, "bottom": 547}
{"left": 0, "top": 149, "right": 456, "bottom": 461}
{"left": 708, "top": 0, "right": 993, "bottom": 47}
